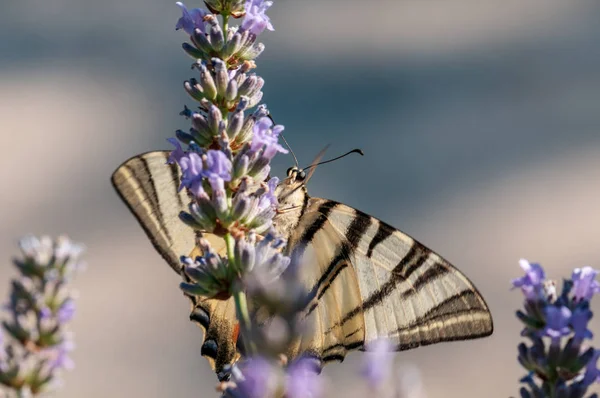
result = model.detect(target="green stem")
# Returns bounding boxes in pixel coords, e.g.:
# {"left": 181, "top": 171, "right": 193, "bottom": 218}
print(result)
{"left": 222, "top": 15, "right": 229, "bottom": 40}
{"left": 234, "top": 289, "right": 256, "bottom": 355}
{"left": 225, "top": 233, "right": 256, "bottom": 356}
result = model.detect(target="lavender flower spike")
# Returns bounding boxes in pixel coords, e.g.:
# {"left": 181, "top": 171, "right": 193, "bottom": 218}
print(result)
{"left": 175, "top": 2, "right": 208, "bottom": 35}
{"left": 513, "top": 260, "right": 600, "bottom": 397}
{"left": 0, "top": 235, "right": 85, "bottom": 396}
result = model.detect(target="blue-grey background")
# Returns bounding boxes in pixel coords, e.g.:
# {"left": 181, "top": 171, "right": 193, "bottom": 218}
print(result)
{"left": 1, "top": 0, "right": 600, "bottom": 396}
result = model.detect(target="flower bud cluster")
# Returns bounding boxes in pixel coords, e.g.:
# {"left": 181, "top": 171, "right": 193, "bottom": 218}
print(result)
{"left": 171, "top": 0, "right": 288, "bottom": 304}
{"left": 512, "top": 260, "right": 600, "bottom": 398}
{"left": 180, "top": 232, "right": 290, "bottom": 300}
{"left": 0, "top": 235, "right": 85, "bottom": 396}
{"left": 177, "top": 0, "right": 270, "bottom": 70}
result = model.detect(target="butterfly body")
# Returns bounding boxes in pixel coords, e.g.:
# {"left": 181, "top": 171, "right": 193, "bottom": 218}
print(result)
{"left": 111, "top": 152, "right": 493, "bottom": 379}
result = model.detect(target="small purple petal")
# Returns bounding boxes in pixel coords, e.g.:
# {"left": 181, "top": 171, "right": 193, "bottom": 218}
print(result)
{"left": 204, "top": 150, "right": 232, "bottom": 182}
{"left": 542, "top": 306, "right": 571, "bottom": 338}
{"left": 175, "top": 2, "right": 208, "bottom": 35}
{"left": 250, "top": 117, "right": 287, "bottom": 160}
{"left": 286, "top": 357, "right": 323, "bottom": 398}
{"left": 178, "top": 152, "right": 205, "bottom": 196}
{"left": 263, "top": 177, "right": 279, "bottom": 208}
{"left": 572, "top": 266, "right": 600, "bottom": 301}
{"left": 361, "top": 339, "right": 394, "bottom": 387}
{"left": 57, "top": 299, "right": 76, "bottom": 323}
{"left": 40, "top": 306, "right": 52, "bottom": 320}
{"left": 46, "top": 340, "right": 75, "bottom": 371}
{"left": 511, "top": 259, "right": 546, "bottom": 300}
{"left": 571, "top": 307, "right": 593, "bottom": 340}
{"left": 236, "top": 358, "right": 276, "bottom": 398}
{"left": 241, "top": 0, "right": 274, "bottom": 35}
{"left": 581, "top": 349, "right": 600, "bottom": 386}
{"left": 167, "top": 137, "right": 186, "bottom": 165}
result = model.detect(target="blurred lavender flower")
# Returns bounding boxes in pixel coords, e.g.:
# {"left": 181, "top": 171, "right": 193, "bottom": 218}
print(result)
{"left": 542, "top": 306, "right": 571, "bottom": 339}
{"left": 361, "top": 339, "right": 394, "bottom": 388}
{"left": 226, "top": 357, "right": 279, "bottom": 398}
{"left": 513, "top": 260, "right": 600, "bottom": 398}
{"left": 285, "top": 357, "right": 323, "bottom": 398}
{"left": 0, "top": 235, "right": 85, "bottom": 396}
{"left": 512, "top": 259, "right": 546, "bottom": 300}
{"left": 221, "top": 355, "right": 323, "bottom": 398}
{"left": 572, "top": 267, "right": 600, "bottom": 302}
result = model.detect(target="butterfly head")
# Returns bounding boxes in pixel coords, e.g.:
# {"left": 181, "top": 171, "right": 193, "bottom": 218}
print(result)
{"left": 285, "top": 166, "right": 307, "bottom": 184}
{"left": 273, "top": 166, "right": 308, "bottom": 239}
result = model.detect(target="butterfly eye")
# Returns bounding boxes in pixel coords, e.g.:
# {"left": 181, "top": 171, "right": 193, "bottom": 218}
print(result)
{"left": 296, "top": 170, "right": 307, "bottom": 181}
{"left": 287, "top": 167, "right": 295, "bottom": 176}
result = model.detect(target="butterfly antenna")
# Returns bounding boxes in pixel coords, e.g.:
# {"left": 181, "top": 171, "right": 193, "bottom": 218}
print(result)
{"left": 280, "top": 134, "right": 299, "bottom": 168}
{"left": 268, "top": 114, "right": 299, "bottom": 168}
{"left": 302, "top": 148, "right": 364, "bottom": 170}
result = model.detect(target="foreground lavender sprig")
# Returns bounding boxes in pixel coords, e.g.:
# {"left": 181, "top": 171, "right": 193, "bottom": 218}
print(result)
{"left": 171, "top": 0, "right": 288, "bottom": 363}
{"left": 513, "top": 260, "right": 600, "bottom": 398}
{"left": 0, "top": 236, "right": 85, "bottom": 396}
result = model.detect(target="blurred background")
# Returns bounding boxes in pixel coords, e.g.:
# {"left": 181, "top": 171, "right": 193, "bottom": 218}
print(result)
{"left": 1, "top": 0, "right": 600, "bottom": 396}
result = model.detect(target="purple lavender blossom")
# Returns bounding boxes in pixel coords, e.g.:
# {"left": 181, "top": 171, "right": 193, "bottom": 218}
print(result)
{"left": 57, "top": 299, "right": 76, "bottom": 323}
{"left": 286, "top": 357, "right": 323, "bottom": 398}
{"left": 167, "top": 137, "right": 186, "bottom": 164}
{"left": 361, "top": 339, "right": 394, "bottom": 387}
{"left": 175, "top": 150, "right": 232, "bottom": 197}
{"left": 234, "top": 357, "right": 277, "bottom": 398}
{"left": 581, "top": 350, "right": 600, "bottom": 386}
{"left": 178, "top": 152, "right": 206, "bottom": 197}
{"left": 572, "top": 266, "right": 600, "bottom": 301}
{"left": 571, "top": 307, "right": 593, "bottom": 340}
{"left": 204, "top": 150, "right": 232, "bottom": 191}
{"left": 241, "top": 0, "right": 274, "bottom": 35}
{"left": 262, "top": 177, "right": 279, "bottom": 209}
{"left": 511, "top": 259, "right": 545, "bottom": 300}
{"left": 175, "top": 2, "right": 208, "bottom": 35}
{"left": 250, "top": 117, "right": 287, "bottom": 160}
{"left": 46, "top": 339, "right": 75, "bottom": 371}
{"left": 542, "top": 306, "right": 571, "bottom": 338}
{"left": 514, "top": 260, "right": 600, "bottom": 397}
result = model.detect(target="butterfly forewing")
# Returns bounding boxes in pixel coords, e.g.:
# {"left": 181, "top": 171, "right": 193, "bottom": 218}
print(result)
{"left": 111, "top": 151, "right": 196, "bottom": 272}
{"left": 111, "top": 152, "right": 237, "bottom": 376}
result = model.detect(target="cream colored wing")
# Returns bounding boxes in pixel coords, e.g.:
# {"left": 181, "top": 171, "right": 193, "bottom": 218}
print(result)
{"left": 286, "top": 198, "right": 493, "bottom": 365}
{"left": 111, "top": 151, "right": 238, "bottom": 378}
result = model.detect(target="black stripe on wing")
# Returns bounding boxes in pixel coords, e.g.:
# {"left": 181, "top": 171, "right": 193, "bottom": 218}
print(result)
{"left": 304, "top": 203, "right": 372, "bottom": 315}
{"left": 336, "top": 240, "right": 429, "bottom": 326}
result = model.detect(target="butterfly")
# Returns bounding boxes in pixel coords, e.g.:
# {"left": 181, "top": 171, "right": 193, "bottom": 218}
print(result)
{"left": 111, "top": 150, "right": 493, "bottom": 380}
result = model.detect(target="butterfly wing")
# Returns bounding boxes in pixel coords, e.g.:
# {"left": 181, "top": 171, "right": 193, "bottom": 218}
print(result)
{"left": 286, "top": 198, "right": 493, "bottom": 365}
{"left": 111, "top": 151, "right": 493, "bottom": 376}
{"left": 111, "top": 152, "right": 238, "bottom": 377}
